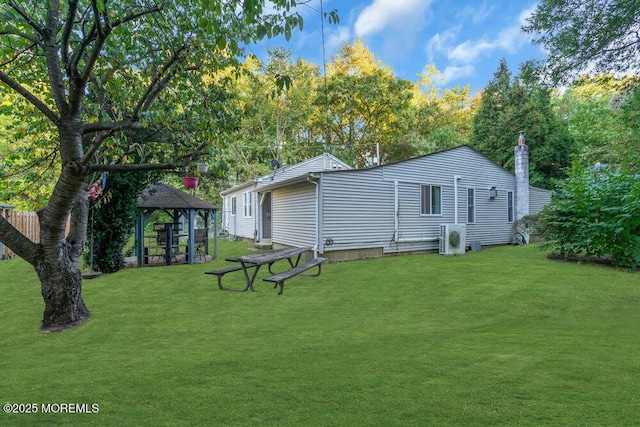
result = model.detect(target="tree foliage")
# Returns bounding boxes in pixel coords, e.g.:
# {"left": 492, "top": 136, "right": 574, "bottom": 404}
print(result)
{"left": 316, "top": 39, "right": 414, "bottom": 167}
{"left": 540, "top": 163, "right": 640, "bottom": 269}
{"left": 551, "top": 74, "right": 640, "bottom": 169}
{"left": 523, "top": 0, "right": 640, "bottom": 85}
{"left": 471, "top": 59, "right": 574, "bottom": 188}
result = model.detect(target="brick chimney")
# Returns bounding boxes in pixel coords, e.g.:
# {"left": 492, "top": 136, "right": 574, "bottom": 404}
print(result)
{"left": 515, "top": 131, "right": 529, "bottom": 221}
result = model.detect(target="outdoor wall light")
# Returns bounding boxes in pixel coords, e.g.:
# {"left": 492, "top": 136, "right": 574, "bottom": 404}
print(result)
{"left": 489, "top": 187, "right": 497, "bottom": 199}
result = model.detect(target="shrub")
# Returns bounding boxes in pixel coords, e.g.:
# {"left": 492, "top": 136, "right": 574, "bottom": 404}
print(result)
{"left": 540, "top": 163, "right": 640, "bottom": 269}
{"left": 85, "top": 171, "right": 151, "bottom": 273}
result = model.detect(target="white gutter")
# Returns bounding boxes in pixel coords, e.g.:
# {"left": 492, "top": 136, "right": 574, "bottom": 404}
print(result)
{"left": 454, "top": 175, "right": 462, "bottom": 224}
{"left": 307, "top": 175, "right": 320, "bottom": 258}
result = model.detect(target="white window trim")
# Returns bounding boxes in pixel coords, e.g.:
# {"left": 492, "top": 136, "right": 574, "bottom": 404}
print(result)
{"left": 467, "top": 187, "right": 476, "bottom": 224}
{"left": 230, "top": 196, "right": 237, "bottom": 216}
{"left": 507, "top": 191, "right": 514, "bottom": 223}
{"left": 243, "top": 191, "right": 253, "bottom": 218}
{"left": 420, "top": 184, "right": 443, "bottom": 216}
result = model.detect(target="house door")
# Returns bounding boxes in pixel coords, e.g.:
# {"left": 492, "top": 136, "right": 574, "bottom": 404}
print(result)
{"left": 262, "top": 192, "right": 272, "bottom": 239}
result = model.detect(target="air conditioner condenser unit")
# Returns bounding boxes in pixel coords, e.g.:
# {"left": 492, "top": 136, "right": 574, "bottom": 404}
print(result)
{"left": 439, "top": 224, "right": 466, "bottom": 255}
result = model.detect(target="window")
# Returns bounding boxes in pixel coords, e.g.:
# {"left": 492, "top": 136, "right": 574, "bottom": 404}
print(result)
{"left": 507, "top": 191, "right": 514, "bottom": 222}
{"left": 420, "top": 185, "right": 442, "bottom": 215}
{"left": 230, "top": 196, "right": 236, "bottom": 216}
{"left": 467, "top": 188, "right": 475, "bottom": 223}
{"left": 243, "top": 191, "right": 253, "bottom": 218}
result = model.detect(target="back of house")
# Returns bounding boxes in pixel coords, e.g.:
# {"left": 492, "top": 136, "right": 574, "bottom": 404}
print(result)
{"left": 220, "top": 144, "right": 551, "bottom": 261}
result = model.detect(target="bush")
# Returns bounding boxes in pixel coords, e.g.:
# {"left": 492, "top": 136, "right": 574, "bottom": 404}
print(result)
{"left": 85, "top": 171, "right": 151, "bottom": 273}
{"left": 540, "top": 164, "right": 640, "bottom": 269}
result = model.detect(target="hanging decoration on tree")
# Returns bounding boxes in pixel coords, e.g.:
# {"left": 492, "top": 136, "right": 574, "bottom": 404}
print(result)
{"left": 88, "top": 172, "right": 107, "bottom": 201}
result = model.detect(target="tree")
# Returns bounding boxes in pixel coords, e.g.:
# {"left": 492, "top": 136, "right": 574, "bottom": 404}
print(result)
{"left": 551, "top": 74, "right": 640, "bottom": 168}
{"left": 316, "top": 39, "right": 414, "bottom": 167}
{"left": 403, "top": 65, "right": 477, "bottom": 154}
{"left": 228, "top": 49, "right": 323, "bottom": 180}
{"left": 0, "top": 0, "right": 305, "bottom": 331}
{"left": 523, "top": 0, "right": 640, "bottom": 85}
{"left": 471, "top": 59, "right": 574, "bottom": 188}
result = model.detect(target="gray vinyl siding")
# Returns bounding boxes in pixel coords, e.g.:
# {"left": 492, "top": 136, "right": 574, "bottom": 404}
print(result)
{"left": 222, "top": 185, "right": 257, "bottom": 239}
{"left": 271, "top": 182, "right": 317, "bottom": 248}
{"left": 319, "top": 146, "right": 521, "bottom": 253}
{"left": 383, "top": 146, "right": 516, "bottom": 248}
{"left": 530, "top": 186, "right": 552, "bottom": 214}
{"left": 321, "top": 169, "right": 394, "bottom": 252}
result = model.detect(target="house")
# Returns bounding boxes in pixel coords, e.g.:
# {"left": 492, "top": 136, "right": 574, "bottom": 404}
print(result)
{"left": 220, "top": 141, "right": 551, "bottom": 261}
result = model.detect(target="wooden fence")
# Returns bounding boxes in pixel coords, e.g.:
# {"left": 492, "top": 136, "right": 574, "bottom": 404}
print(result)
{"left": 1, "top": 210, "right": 70, "bottom": 260}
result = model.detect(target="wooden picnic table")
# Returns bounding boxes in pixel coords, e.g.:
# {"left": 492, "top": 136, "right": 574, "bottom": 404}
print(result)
{"left": 220, "top": 247, "right": 312, "bottom": 293}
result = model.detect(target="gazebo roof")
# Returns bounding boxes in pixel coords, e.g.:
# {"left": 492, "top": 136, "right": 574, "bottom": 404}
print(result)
{"left": 137, "top": 182, "right": 217, "bottom": 210}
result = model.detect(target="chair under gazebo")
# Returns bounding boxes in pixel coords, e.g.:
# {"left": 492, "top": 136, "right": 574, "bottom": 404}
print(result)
{"left": 134, "top": 182, "right": 217, "bottom": 267}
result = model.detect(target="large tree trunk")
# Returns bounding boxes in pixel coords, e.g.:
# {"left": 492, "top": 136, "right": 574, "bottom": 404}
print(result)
{"left": 34, "top": 161, "right": 91, "bottom": 332}
{"left": 35, "top": 251, "right": 89, "bottom": 332}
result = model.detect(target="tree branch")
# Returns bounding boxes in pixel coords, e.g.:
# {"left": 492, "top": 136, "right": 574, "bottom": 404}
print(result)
{"left": 87, "top": 162, "right": 182, "bottom": 173}
{"left": 43, "top": 0, "right": 69, "bottom": 117}
{"left": 133, "top": 46, "right": 188, "bottom": 118}
{"left": 0, "top": 214, "right": 41, "bottom": 266}
{"left": 0, "top": 71, "right": 59, "bottom": 124}
{"left": 60, "top": 0, "right": 80, "bottom": 68}
{"left": 81, "top": 119, "right": 140, "bottom": 165}
{"left": 8, "top": 1, "right": 47, "bottom": 39}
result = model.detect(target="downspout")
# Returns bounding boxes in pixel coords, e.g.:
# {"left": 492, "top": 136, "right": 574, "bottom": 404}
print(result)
{"left": 257, "top": 192, "right": 266, "bottom": 243}
{"left": 454, "top": 175, "right": 462, "bottom": 224}
{"left": 253, "top": 180, "right": 259, "bottom": 242}
{"left": 307, "top": 175, "right": 320, "bottom": 258}
{"left": 393, "top": 181, "right": 399, "bottom": 241}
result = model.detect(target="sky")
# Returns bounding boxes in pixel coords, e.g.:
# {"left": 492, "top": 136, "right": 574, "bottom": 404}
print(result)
{"left": 255, "top": 0, "right": 546, "bottom": 94}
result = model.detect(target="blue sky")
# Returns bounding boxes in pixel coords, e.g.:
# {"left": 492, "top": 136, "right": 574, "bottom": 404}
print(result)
{"left": 255, "top": 0, "right": 546, "bottom": 94}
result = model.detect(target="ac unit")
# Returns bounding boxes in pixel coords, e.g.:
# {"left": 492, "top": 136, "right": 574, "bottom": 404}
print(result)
{"left": 439, "top": 224, "right": 466, "bottom": 255}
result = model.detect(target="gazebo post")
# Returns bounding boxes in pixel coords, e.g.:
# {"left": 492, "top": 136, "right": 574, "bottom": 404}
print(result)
{"left": 187, "top": 209, "right": 196, "bottom": 264}
{"left": 213, "top": 210, "right": 218, "bottom": 259}
{"left": 136, "top": 210, "right": 146, "bottom": 267}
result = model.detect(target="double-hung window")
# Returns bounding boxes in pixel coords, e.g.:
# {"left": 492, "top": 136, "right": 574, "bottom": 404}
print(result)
{"left": 420, "top": 185, "right": 442, "bottom": 215}
{"left": 507, "top": 191, "right": 514, "bottom": 222}
{"left": 243, "top": 191, "right": 253, "bottom": 218}
{"left": 467, "top": 188, "right": 475, "bottom": 223}
{"left": 230, "top": 196, "right": 237, "bottom": 216}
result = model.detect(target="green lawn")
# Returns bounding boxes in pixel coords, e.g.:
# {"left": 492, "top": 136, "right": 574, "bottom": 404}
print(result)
{"left": 1, "top": 241, "right": 639, "bottom": 426}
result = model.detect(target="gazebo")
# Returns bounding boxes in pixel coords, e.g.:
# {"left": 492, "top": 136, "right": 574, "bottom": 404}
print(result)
{"left": 135, "top": 182, "right": 217, "bottom": 267}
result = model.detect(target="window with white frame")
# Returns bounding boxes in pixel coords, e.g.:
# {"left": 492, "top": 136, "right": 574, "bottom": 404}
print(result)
{"left": 467, "top": 188, "right": 475, "bottom": 223}
{"left": 420, "top": 185, "right": 442, "bottom": 215}
{"left": 507, "top": 191, "right": 514, "bottom": 222}
{"left": 230, "top": 196, "right": 237, "bottom": 216}
{"left": 243, "top": 191, "right": 253, "bottom": 218}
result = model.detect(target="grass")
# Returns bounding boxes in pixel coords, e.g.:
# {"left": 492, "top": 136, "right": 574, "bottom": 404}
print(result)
{"left": 1, "top": 240, "right": 639, "bottom": 426}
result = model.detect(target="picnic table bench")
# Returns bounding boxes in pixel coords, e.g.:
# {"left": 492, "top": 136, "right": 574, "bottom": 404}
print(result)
{"left": 205, "top": 247, "right": 327, "bottom": 294}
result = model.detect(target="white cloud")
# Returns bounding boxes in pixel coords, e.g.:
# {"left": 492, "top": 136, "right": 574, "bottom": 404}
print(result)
{"left": 426, "top": 28, "right": 458, "bottom": 63}
{"left": 326, "top": 26, "right": 352, "bottom": 54}
{"left": 441, "top": 65, "right": 475, "bottom": 85}
{"left": 446, "top": 5, "right": 533, "bottom": 64}
{"left": 354, "top": 0, "right": 433, "bottom": 38}
{"left": 457, "top": 1, "right": 494, "bottom": 24}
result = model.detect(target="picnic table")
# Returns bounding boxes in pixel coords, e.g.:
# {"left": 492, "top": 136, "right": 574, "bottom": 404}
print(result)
{"left": 205, "top": 247, "right": 327, "bottom": 294}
